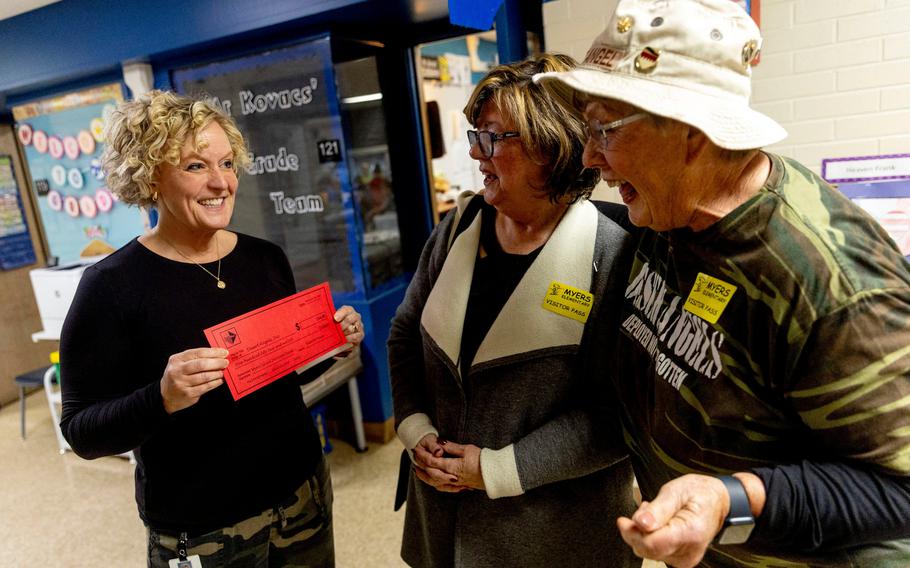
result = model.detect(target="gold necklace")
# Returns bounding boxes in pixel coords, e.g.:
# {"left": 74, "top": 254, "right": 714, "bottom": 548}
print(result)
{"left": 160, "top": 233, "right": 226, "bottom": 289}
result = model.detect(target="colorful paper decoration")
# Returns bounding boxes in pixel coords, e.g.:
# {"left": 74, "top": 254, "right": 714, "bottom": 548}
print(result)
{"left": 67, "top": 168, "right": 84, "bottom": 189}
{"left": 90, "top": 117, "right": 105, "bottom": 142}
{"left": 48, "top": 135, "right": 64, "bottom": 159}
{"left": 78, "top": 130, "right": 96, "bottom": 154}
{"left": 63, "top": 135, "right": 80, "bottom": 159}
{"left": 95, "top": 188, "right": 113, "bottom": 212}
{"left": 47, "top": 190, "right": 63, "bottom": 211}
{"left": 79, "top": 195, "right": 97, "bottom": 218}
{"left": 51, "top": 165, "right": 67, "bottom": 186}
{"left": 33, "top": 130, "right": 48, "bottom": 153}
{"left": 18, "top": 124, "right": 33, "bottom": 146}
{"left": 63, "top": 195, "right": 79, "bottom": 217}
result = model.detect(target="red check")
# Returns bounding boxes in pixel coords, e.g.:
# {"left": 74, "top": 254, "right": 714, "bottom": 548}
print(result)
{"left": 204, "top": 282, "right": 349, "bottom": 400}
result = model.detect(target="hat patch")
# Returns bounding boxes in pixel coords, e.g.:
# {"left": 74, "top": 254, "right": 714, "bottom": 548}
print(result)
{"left": 634, "top": 47, "right": 660, "bottom": 73}
{"left": 585, "top": 46, "right": 628, "bottom": 70}
{"left": 617, "top": 15, "right": 634, "bottom": 33}
{"left": 742, "top": 39, "right": 761, "bottom": 67}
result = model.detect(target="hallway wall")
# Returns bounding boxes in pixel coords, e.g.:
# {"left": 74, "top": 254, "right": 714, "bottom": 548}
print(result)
{"left": 0, "top": 125, "right": 55, "bottom": 406}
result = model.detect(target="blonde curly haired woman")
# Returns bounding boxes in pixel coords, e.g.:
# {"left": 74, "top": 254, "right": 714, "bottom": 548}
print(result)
{"left": 60, "top": 90, "right": 363, "bottom": 567}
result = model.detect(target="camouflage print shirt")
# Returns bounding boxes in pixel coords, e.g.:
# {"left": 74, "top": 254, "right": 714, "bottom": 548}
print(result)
{"left": 612, "top": 153, "right": 910, "bottom": 567}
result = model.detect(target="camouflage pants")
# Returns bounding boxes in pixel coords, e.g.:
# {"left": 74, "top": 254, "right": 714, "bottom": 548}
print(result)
{"left": 147, "top": 458, "right": 334, "bottom": 568}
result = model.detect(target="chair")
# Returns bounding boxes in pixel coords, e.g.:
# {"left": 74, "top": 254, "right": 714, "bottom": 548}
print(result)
{"left": 13, "top": 366, "right": 47, "bottom": 439}
{"left": 43, "top": 365, "right": 135, "bottom": 463}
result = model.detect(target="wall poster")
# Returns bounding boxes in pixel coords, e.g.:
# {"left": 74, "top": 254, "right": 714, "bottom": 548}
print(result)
{"left": 0, "top": 155, "right": 37, "bottom": 269}
{"left": 12, "top": 83, "right": 146, "bottom": 264}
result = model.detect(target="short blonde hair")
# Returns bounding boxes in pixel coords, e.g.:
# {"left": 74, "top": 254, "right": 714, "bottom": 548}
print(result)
{"left": 463, "top": 53, "right": 598, "bottom": 203}
{"left": 102, "top": 90, "right": 249, "bottom": 208}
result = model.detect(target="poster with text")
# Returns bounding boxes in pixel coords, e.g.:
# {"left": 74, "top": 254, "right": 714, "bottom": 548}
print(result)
{"left": 851, "top": 197, "right": 910, "bottom": 257}
{"left": 0, "top": 155, "right": 37, "bottom": 269}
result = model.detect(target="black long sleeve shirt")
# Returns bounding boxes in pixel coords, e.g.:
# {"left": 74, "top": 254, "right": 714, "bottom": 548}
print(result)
{"left": 60, "top": 234, "right": 327, "bottom": 535}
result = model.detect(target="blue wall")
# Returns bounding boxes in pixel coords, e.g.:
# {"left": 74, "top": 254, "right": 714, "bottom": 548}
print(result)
{"left": 0, "top": 0, "right": 365, "bottom": 102}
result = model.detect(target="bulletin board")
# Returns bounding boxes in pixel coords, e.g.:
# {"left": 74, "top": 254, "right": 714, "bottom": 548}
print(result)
{"left": 0, "top": 154, "right": 37, "bottom": 269}
{"left": 12, "top": 83, "right": 146, "bottom": 264}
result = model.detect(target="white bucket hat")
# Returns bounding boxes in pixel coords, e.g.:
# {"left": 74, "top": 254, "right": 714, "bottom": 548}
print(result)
{"left": 534, "top": 0, "right": 786, "bottom": 150}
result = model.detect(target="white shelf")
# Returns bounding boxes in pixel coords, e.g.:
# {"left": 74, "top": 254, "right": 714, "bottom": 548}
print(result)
{"left": 31, "top": 330, "right": 61, "bottom": 342}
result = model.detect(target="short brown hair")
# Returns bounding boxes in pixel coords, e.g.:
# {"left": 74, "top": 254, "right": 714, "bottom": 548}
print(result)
{"left": 463, "top": 53, "right": 598, "bottom": 203}
{"left": 102, "top": 90, "right": 249, "bottom": 208}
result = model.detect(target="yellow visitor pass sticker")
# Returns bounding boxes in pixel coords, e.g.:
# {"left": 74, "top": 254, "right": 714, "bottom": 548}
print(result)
{"left": 684, "top": 272, "right": 736, "bottom": 324}
{"left": 542, "top": 281, "right": 593, "bottom": 323}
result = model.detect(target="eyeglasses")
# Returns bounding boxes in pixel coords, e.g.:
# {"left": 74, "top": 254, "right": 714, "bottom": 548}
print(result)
{"left": 587, "top": 113, "right": 647, "bottom": 148}
{"left": 467, "top": 130, "right": 520, "bottom": 158}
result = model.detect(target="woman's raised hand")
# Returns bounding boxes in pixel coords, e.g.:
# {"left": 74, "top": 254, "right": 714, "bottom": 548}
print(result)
{"left": 333, "top": 305, "right": 365, "bottom": 357}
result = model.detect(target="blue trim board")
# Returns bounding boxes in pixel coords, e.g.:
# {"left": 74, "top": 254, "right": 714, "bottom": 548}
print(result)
{"left": 448, "top": 0, "right": 503, "bottom": 30}
{"left": 495, "top": 0, "right": 529, "bottom": 63}
{"left": 0, "top": 0, "right": 365, "bottom": 97}
{"left": 346, "top": 282, "right": 408, "bottom": 422}
{"left": 839, "top": 180, "right": 910, "bottom": 199}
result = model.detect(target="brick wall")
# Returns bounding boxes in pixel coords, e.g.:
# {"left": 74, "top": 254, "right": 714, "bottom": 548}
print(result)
{"left": 543, "top": 0, "right": 910, "bottom": 177}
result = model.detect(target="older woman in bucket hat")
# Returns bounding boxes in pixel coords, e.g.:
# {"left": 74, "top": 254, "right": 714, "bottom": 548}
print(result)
{"left": 535, "top": 0, "right": 910, "bottom": 567}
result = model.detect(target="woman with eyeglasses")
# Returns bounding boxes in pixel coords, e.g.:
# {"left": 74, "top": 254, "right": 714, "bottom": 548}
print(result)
{"left": 388, "top": 53, "right": 637, "bottom": 568}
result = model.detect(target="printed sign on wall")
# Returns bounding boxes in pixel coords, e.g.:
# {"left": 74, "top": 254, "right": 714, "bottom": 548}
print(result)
{"left": 0, "top": 155, "right": 37, "bottom": 269}
{"left": 13, "top": 84, "right": 146, "bottom": 264}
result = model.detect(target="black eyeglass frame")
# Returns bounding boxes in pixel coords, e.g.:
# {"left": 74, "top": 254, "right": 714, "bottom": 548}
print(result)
{"left": 466, "top": 130, "right": 520, "bottom": 158}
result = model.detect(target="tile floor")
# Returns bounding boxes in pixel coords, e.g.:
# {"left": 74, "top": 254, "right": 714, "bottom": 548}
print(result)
{"left": 0, "top": 389, "right": 662, "bottom": 567}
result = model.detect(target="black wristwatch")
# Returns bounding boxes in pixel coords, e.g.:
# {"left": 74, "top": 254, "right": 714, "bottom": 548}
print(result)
{"left": 715, "top": 475, "right": 755, "bottom": 545}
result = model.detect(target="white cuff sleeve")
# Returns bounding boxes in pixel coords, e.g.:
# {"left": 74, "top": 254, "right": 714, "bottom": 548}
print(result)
{"left": 397, "top": 413, "right": 438, "bottom": 450}
{"left": 480, "top": 445, "right": 525, "bottom": 499}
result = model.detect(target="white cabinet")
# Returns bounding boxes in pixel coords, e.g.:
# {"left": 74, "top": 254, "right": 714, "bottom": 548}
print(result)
{"left": 28, "top": 258, "right": 103, "bottom": 341}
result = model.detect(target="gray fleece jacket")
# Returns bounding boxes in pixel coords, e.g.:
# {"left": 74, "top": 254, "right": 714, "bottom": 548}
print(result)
{"left": 389, "top": 191, "right": 638, "bottom": 568}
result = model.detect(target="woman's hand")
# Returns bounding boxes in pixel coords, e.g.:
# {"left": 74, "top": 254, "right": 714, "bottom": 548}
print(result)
{"left": 334, "top": 305, "right": 364, "bottom": 357}
{"left": 437, "top": 441, "right": 485, "bottom": 490}
{"left": 159, "top": 347, "right": 229, "bottom": 414}
{"left": 415, "top": 440, "right": 486, "bottom": 492}
{"left": 416, "top": 432, "right": 445, "bottom": 458}
{"left": 412, "top": 434, "right": 467, "bottom": 492}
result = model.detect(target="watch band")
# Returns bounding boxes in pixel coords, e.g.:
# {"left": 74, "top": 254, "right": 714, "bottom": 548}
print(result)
{"left": 715, "top": 475, "right": 755, "bottom": 545}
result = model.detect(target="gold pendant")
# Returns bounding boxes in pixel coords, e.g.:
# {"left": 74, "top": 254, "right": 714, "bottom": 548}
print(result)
{"left": 217, "top": 280, "right": 226, "bottom": 289}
